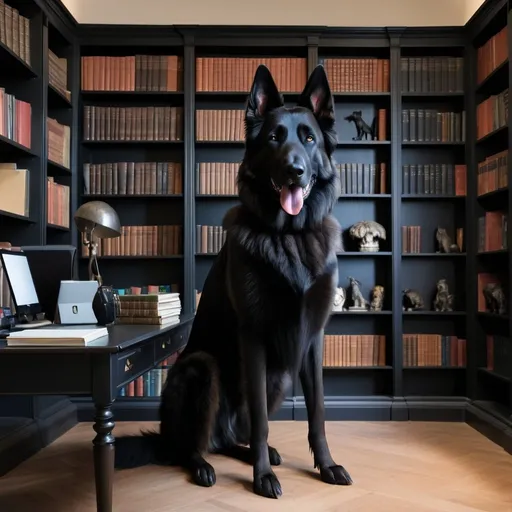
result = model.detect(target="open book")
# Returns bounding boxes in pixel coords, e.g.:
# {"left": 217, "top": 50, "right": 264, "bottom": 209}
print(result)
{"left": 6, "top": 326, "right": 108, "bottom": 346}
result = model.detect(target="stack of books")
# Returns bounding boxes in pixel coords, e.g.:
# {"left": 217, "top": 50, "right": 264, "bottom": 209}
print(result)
{"left": 117, "top": 292, "right": 181, "bottom": 326}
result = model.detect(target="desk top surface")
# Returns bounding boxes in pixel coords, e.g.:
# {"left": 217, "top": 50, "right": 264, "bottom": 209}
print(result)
{"left": 0, "top": 314, "right": 194, "bottom": 354}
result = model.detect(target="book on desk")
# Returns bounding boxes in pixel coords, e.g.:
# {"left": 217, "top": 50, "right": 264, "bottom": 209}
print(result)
{"left": 5, "top": 326, "right": 109, "bottom": 346}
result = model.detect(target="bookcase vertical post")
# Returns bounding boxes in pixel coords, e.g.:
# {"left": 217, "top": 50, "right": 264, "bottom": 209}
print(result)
{"left": 389, "top": 33, "right": 405, "bottom": 415}
{"left": 183, "top": 35, "right": 196, "bottom": 316}
{"left": 307, "top": 36, "right": 319, "bottom": 75}
{"left": 464, "top": 41, "right": 478, "bottom": 400}
{"left": 508, "top": 7, "right": 512, "bottom": 411}
{"left": 40, "top": 17, "right": 49, "bottom": 244}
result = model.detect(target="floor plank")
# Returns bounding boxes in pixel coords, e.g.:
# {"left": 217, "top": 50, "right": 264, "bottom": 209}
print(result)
{"left": 0, "top": 421, "right": 510, "bottom": 512}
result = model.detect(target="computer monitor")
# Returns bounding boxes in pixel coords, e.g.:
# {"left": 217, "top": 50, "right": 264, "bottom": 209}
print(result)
{"left": 0, "top": 249, "right": 42, "bottom": 320}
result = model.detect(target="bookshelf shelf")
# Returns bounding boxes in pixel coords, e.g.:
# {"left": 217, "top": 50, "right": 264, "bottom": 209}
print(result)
{"left": 475, "top": 124, "right": 508, "bottom": 145}
{"left": 47, "top": 159, "right": 71, "bottom": 176}
{"left": 475, "top": 58, "right": 509, "bottom": 94}
{"left": 82, "top": 91, "right": 184, "bottom": 98}
{"left": 330, "top": 310, "right": 392, "bottom": 315}
{"left": 478, "top": 367, "right": 510, "bottom": 383}
{"left": 340, "top": 194, "right": 391, "bottom": 199}
{"left": 83, "top": 194, "right": 184, "bottom": 199}
{"left": 46, "top": 223, "right": 70, "bottom": 232}
{"left": 402, "top": 141, "right": 465, "bottom": 146}
{"left": 403, "top": 311, "right": 466, "bottom": 316}
{"left": 0, "top": 41, "right": 36, "bottom": 79}
{"left": 0, "top": 210, "right": 34, "bottom": 223}
{"left": 337, "top": 252, "right": 392, "bottom": 257}
{"left": 402, "top": 253, "right": 467, "bottom": 257}
{"left": 337, "top": 140, "right": 390, "bottom": 146}
{"left": 0, "top": 134, "right": 36, "bottom": 157}
{"left": 401, "top": 195, "right": 466, "bottom": 200}
{"left": 323, "top": 365, "right": 393, "bottom": 370}
{"left": 48, "top": 84, "right": 72, "bottom": 109}
{"left": 401, "top": 92, "right": 464, "bottom": 98}
{"left": 83, "top": 255, "right": 184, "bottom": 260}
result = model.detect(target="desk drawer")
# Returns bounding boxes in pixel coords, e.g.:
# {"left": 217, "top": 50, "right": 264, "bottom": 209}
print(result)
{"left": 154, "top": 323, "right": 190, "bottom": 363}
{"left": 118, "top": 342, "right": 154, "bottom": 385}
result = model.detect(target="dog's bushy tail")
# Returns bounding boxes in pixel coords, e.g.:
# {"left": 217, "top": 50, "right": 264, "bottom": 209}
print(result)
{"left": 114, "top": 350, "right": 220, "bottom": 470}
{"left": 114, "top": 430, "right": 166, "bottom": 469}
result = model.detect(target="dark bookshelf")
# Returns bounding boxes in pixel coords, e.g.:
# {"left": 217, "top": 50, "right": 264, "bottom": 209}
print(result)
{"left": 1, "top": 0, "right": 512, "bottom": 471}
{"left": 0, "top": 0, "right": 79, "bottom": 477}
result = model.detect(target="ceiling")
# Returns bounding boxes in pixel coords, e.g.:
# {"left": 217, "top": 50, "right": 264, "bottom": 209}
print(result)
{"left": 61, "top": 0, "right": 486, "bottom": 26}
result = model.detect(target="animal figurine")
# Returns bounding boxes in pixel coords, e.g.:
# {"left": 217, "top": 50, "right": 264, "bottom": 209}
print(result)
{"left": 349, "top": 220, "right": 386, "bottom": 252}
{"left": 402, "top": 289, "right": 424, "bottom": 311}
{"left": 370, "top": 285, "right": 385, "bottom": 311}
{"left": 344, "top": 110, "right": 376, "bottom": 140}
{"left": 433, "top": 279, "right": 454, "bottom": 312}
{"left": 436, "top": 227, "right": 460, "bottom": 253}
{"left": 348, "top": 277, "right": 368, "bottom": 310}
{"left": 483, "top": 282, "right": 507, "bottom": 315}
{"left": 332, "top": 287, "right": 346, "bottom": 312}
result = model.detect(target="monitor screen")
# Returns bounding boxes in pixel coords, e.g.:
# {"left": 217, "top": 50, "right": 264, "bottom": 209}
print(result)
{"left": 1, "top": 252, "right": 40, "bottom": 307}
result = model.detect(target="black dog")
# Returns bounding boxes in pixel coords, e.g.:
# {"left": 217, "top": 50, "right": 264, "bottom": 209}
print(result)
{"left": 344, "top": 110, "right": 375, "bottom": 140}
{"left": 114, "top": 64, "right": 352, "bottom": 499}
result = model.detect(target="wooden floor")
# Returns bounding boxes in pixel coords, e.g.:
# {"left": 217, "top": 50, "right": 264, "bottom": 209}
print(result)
{"left": 0, "top": 421, "right": 511, "bottom": 512}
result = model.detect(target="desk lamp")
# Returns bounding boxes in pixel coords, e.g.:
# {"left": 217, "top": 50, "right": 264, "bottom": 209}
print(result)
{"left": 74, "top": 201, "right": 121, "bottom": 325}
{"left": 74, "top": 200, "right": 121, "bottom": 286}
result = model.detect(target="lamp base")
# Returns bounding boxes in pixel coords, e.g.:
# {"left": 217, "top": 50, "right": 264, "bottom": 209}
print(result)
{"left": 92, "top": 285, "right": 119, "bottom": 326}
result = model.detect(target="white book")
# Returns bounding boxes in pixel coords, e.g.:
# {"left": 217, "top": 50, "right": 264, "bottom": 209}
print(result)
{"left": 6, "top": 327, "right": 108, "bottom": 346}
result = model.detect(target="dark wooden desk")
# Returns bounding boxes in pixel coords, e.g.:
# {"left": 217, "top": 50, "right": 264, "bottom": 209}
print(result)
{"left": 0, "top": 314, "right": 194, "bottom": 512}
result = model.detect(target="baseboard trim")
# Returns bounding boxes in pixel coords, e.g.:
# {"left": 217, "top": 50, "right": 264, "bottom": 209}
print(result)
{"left": 0, "top": 399, "right": 77, "bottom": 476}
{"left": 466, "top": 401, "right": 512, "bottom": 455}
{"left": 73, "top": 395, "right": 467, "bottom": 423}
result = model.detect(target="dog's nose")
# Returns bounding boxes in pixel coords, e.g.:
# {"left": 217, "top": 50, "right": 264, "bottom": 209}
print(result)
{"left": 286, "top": 163, "right": 305, "bottom": 178}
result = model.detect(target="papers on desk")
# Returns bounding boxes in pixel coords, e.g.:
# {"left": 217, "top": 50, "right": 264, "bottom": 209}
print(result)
{"left": 5, "top": 326, "right": 108, "bottom": 346}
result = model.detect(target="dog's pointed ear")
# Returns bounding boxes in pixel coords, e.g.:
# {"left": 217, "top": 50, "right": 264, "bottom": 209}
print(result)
{"left": 245, "top": 65, "right": 284, "bottom": 136}
{"left": 297, "top": 65, "right": 337, "bottom": 152}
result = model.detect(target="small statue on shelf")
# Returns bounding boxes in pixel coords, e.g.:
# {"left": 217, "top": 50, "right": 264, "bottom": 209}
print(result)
{"left": 436, "top": 227, "right": 460, "bottom": 253}
{"left": 344, "top": 110, "right": 376, "bottom": 140}
{"left": 433, "top": 278, "right": 454, "bottom": 312}
{"left": 402, "top": 289, "right": 424, "bottom": 311}
{"left": 349, "top": 220, "right": 386, "bottom": 252}
{"left": 348, "top": 277, "right": 368, "bottom": 311}
{"left": 370, "top": 285, "right": 385, "bottom": 311}
{"left": 332, "top": 287, "right": 346, "bottom": 312}
{"left": 483, "top": 282, "right": 507, "bottom": 315}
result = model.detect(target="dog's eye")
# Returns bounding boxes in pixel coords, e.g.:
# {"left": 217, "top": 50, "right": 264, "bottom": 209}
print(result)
{"left": 269, "top": 134, "right": 277, "bottom": 141}
{"left": 306, "top": 135, "right": 314, "bottom": 143}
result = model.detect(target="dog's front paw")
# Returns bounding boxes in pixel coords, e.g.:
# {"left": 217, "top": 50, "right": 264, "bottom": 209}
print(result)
{"left": 319, "top": 464, "right": 353, "bottom": 486}
{"left": 253, "top": 470, "right": 282, "bottom": 499}
{"left": 192, "top": 461, "right": 216, "bottom": 487}
{"left": 268, "top": 446, "right": 282, "bottom": 466}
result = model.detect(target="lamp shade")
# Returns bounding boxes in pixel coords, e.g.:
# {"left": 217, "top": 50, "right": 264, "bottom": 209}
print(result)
{"left": 74, "top": 201, "right": 121, "bottom": 239}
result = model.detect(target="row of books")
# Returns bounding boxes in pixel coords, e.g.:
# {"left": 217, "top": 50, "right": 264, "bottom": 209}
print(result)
{"left": 196, "top": 162, "right": 238, "bottom": 196}
{"left": 49, "top": 50, "right": 70, "bottom": 101}
{"left": 477, "top": 211, "right": 508, "bottom": 253}
{"left": 476, "top": 25, "right": 507, "bottom": 85}
{"left": 402, "top": 226, "right": 464, "bottom": 254}
{"left": 0, "top": 88, "right": 31, "bottom": 149}
{"left": 321, "top": 58, "right": 390, "bottom": 93}
{"left": 83, "top": 162, "right": 183, "bottom": 196}
{"left": 402, "top": 164, "right": 467, "bottom": 196}
{"left": 323, "top": 335, "right": 386, "bottom": 367}
{"left": 476, "top": 89, "right": 508, "bottom": 140}
{"left": 47, "top": 177, "right": 70, "bottom": 228}
{"left": 114, "top": 284, "right": 179, "bottom": 296}
{"left": 47, "top": 117, "right": 70, "bottom": 169}
{"left": 196, "top": 225, "right": 226, "bottom": 255}
{"left": 196, "top": 57, "right": 306, "bottom": 93}
{"left": 401, "top": 109, "right": 465, "bottom": 143}
{"left": 83, "top": 106, "right": 184, "bottom": 142}
{"left": 0, "top": 0, "right": 31, "bottom": 65}
{"left": 337, "top": 163, "right": 387, "bottom": 195}
{"left": 81, "top": 225, "right": 183, "bottom": 257}
{"left": 81, "top": 55, "right": 183, "bottom": 92}
{"left": 400, "top": 57, "right": 464, "bottom": 94}
{"left": 403, "top": 334, "right": 466, "bottom": 367}
{"left": 477, "top": 150, "right": 508, "bottom": 197}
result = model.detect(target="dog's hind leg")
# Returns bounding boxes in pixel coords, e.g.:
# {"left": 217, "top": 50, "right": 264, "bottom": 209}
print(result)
{"left": 160, "top": 351, "right": 220, "bottom": 487}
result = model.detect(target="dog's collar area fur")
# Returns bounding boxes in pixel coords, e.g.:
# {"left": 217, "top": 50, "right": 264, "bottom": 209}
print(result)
{"left": 271, "top": 175, "right": 316, "bottom": 200}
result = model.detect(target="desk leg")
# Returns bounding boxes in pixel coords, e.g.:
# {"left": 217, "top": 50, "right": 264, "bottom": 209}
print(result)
{"left": 93, "top": 402, "right": 115, "bottom": 512}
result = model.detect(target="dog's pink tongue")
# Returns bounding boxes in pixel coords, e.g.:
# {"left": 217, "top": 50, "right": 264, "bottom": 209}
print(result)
{"left": 280, "top": 185, "right": 303, "bottom": 215}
